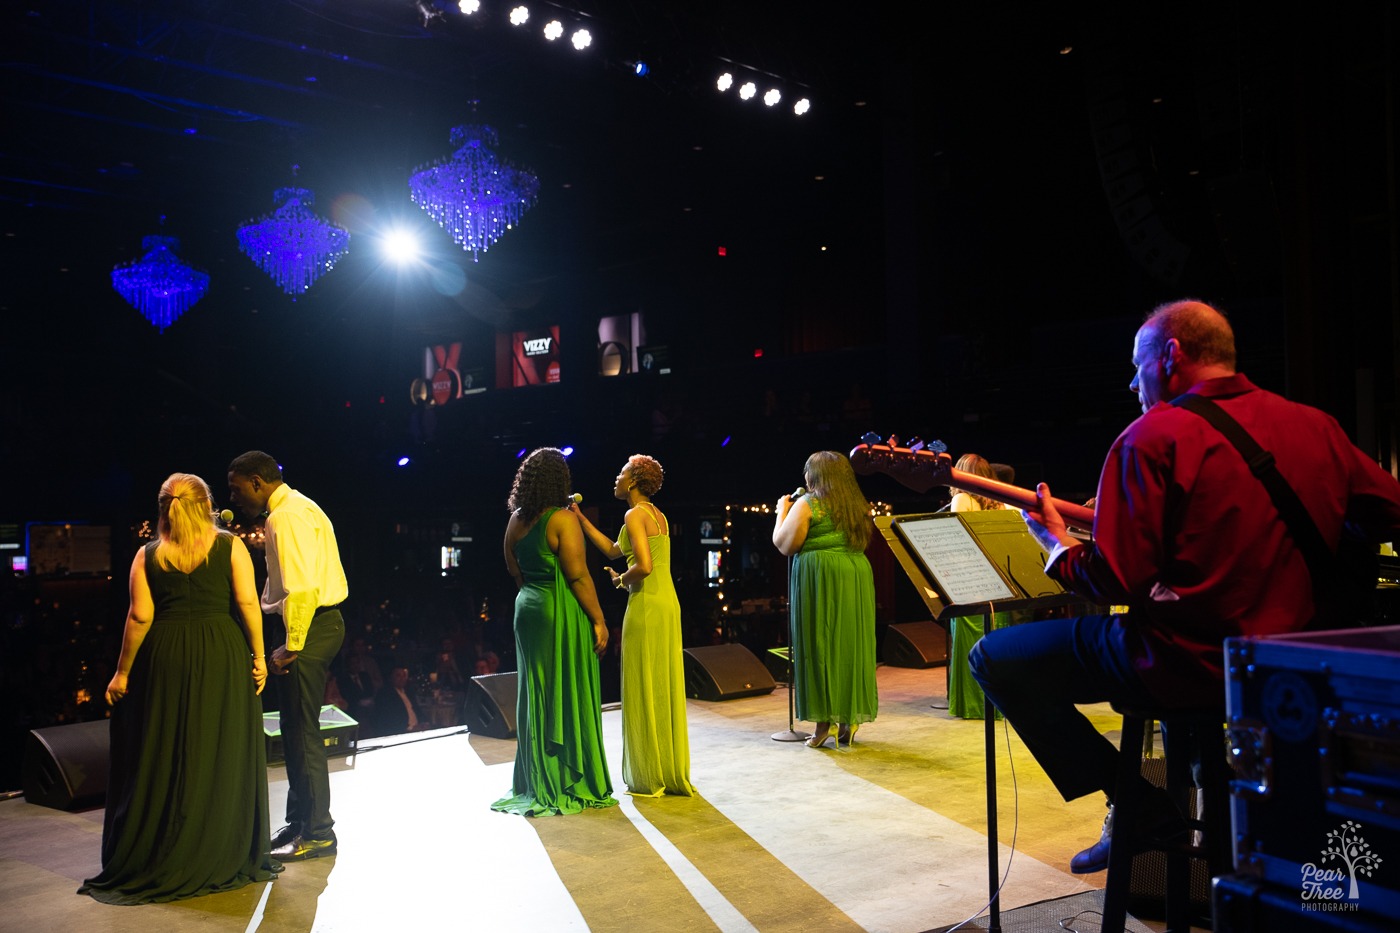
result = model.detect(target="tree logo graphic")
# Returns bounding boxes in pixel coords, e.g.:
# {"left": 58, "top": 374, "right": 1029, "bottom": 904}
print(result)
{"left": 1301, "top": 820, "right": 1383, "bottom": 907}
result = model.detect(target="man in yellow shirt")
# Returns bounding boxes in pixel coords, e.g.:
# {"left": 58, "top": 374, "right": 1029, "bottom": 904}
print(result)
{"left": 228, "top": 450, "right": 349, "bottom": 862}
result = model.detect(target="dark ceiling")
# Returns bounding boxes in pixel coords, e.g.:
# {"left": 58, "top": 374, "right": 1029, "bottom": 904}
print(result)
{"left": 2, "top": 1, "right": 1397, "bottom": 525}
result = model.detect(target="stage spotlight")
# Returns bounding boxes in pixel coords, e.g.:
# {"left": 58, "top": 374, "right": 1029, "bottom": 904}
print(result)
{"left": 543, "top": 19, "right": 563, "bottom": 40}
{"left": 382, "top": 228, "right": 422, "bottom": 264}
{"left": 561, "top": 446, "right": 574, "bottom": 457}
{"left": 516, "top": 448, "right": 527, "bottom": 458}
{"left": 738, "top": 81, "right": 757, "bottom": 101}
{"left": 716, "top": 72, "right": 733, "bottom": 92}
{"left": 458, "top": 0, "right": 479, "bottom": 12}
{"left": 509, "top": 5, "right": 529, "bottom": 26}
{"left": 763, "top": 88, "right": 781, "bottom": 107}
{"left": 793, "top": 97, "right": 811, "bottom": 116}
{"left": 397, "top": 456, "right": 411, "bottom": 467}
{"left": 633, "top": 61, "right": 649, "bottom": 77}
{"left": 571, "top": 28, "right": 591, "bottom": 50}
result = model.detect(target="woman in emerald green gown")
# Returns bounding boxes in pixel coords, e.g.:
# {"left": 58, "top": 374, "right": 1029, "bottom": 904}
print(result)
{"left": 575, "top": 455, "right": 695, "bottom": 797}
{"left": 773, "top": 451, "right": 878, "bottom": 749}
{"left": 492, "top": 448, "right": 617, "bottom": 816}
{"left": 947, "top": 454, "right": 1015, "bottom": 720}
{"left": 80, "top": 473, "right": 277, "bottom": 905}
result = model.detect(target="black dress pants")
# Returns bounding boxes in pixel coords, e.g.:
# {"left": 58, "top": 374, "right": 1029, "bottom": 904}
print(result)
{"left": 275, "top": 608, "right": 345, "bottom": 841}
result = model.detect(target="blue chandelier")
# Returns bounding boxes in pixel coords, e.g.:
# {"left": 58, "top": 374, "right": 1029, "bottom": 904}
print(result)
{"left": 236, "top": 186, "right": 350, "bottom": 296}
{"left": 111, "top": 234, "right": 210, "bottom": 332}
{"left": 409, "top": 125, "right": 539, "bottom": 261}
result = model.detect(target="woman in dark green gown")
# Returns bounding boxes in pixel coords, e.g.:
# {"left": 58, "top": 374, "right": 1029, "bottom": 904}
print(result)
{"left": 80, "top": 473, "right": 278, "bottom": 905}
{"left": 492, "top": 448, "right": 617, "bottom": 816}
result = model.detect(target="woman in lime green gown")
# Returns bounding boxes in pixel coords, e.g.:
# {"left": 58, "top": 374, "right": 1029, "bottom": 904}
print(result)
{"left": 576, "top": 455, "right": 695, "bottom": 797}
{"left": 493, "top": 448, "right": 617, "bottom": 816}
{"left": 773, "top": 451, "right": 878, "bottom": 749}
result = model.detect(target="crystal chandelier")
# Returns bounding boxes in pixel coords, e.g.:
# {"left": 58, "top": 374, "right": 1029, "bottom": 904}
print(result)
{"left": 236, "top": 186, "right": 350, "bottom": 296}
{"left": 111, "top": 234, "right": 210, "bottom": 332}
{"left": 409, "top": 125, "right": 539, "bottom": 261}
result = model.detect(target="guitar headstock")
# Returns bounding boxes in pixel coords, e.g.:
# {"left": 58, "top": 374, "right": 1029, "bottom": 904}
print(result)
{"left": 849, "top": 433, "right": 954, "bottom": 494}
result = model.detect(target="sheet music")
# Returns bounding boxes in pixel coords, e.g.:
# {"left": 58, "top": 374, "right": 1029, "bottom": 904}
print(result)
{"left": 895, "top": 516, "right": 1015, "bottom": 604}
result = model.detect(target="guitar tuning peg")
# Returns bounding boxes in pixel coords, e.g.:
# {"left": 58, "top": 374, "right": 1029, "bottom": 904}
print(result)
{"left": 887, "top": 434, "right": 901, "bottom": 448}
{"left": 860, "top": 432, "right": 881, "bottom": 446}
{"left": 908, "top": 437, "right": 925, "bottom": 452}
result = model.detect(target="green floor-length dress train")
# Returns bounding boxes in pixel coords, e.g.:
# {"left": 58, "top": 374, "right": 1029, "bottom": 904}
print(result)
{"left": 492, "top": 508, "right": 617, "bottom": 816}
{"left": 79, "top": 534, "right": 278, "bottom": 905}
{"left": 789, "top": 497, "right": 878, "bottom": 726}
{"left": 618, "top": 504, "right": 695, "bottom": 796}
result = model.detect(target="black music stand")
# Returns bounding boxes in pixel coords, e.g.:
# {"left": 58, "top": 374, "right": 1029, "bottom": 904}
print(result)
{"left": 876, "top": 510, "right": 1084, "bottom": 933}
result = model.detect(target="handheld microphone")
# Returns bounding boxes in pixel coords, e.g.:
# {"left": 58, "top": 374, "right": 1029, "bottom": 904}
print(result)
{"left": 569, "top": 493, "right": 583, "bottom": 505}
{"left": 791, "top": 486, "right": 806, "bottom": 499}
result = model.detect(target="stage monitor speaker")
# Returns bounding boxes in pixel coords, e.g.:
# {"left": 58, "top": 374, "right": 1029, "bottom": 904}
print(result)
{"left": 464, "top": 672, "right": 518, "bottom": 739}
{"left": 883, "top": 621, "right": 948, "bottom": 669}
{"left": 23, "top": 719, "right": 110, "bottom": 811}
{"left": 263, "top": 705, "right": 359, "bottom": 762}
{"left": 682, "top": 644, "right": 776, "bottom": 701}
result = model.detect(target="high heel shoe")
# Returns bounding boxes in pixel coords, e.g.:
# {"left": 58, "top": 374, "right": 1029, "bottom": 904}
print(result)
{"left": 837, "top": 723, "right": 860, "bottom": 747}
{"left": 804, "top": 723, "right": 832, "bottom": 748}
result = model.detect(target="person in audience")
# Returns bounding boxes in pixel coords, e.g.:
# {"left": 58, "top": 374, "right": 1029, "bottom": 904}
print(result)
{"left": 376, "top": 664, "right": 422, "bottom": 735}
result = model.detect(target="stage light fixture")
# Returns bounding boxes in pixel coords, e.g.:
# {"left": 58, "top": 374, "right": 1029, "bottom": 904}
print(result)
{"left": 397, "top": 456, "right": 411, "bottom": 467}
{"left": 543, "top": 19, "right": 563, "bottom": 40}
{"left": 716, "top": 72, "right": 733, "bottom": 92}
{"left": 738, "top": 81, "right": 757, "bottom": 101}
{"left": 633, "top": 61, "right": 649, "bottom": 77}
{"left": 382, "top": 228, "right": 422, "bottom": 264}
{"left": 561, "top": 446, "right": 575, "bottom": 457}
{"left": 763, "top": 88, "right": 781, "bottom": 107}
{"left": 458, "top": 0, "right": 479, "bottom": 12}
{"left": 509, "top": 5, "right": 529, "bottom": 26}
{"left": 571, "top": 28, "right": 591, "bottom": 50}
{"left": 793, "top": 98, "right": 811, "bottom": 116}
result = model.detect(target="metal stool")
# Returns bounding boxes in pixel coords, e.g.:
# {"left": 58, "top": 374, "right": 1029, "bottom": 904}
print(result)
{"left": 1101, "top": 704, "right": 1233, "bottom": 933}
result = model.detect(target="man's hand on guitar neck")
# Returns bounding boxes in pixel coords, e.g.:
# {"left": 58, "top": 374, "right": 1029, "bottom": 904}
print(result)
{"left": 1023, "top": 482, "right": 1081, "bottom": 553}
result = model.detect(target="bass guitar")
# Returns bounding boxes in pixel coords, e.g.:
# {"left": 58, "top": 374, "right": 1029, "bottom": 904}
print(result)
{"left": 848, "top": 432, "right": 1096, "bottom": 532}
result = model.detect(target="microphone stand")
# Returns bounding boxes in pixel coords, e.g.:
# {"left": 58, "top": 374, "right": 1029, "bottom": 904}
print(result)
{"left": 771, "top": 554, "right": 810, "bottom": 743}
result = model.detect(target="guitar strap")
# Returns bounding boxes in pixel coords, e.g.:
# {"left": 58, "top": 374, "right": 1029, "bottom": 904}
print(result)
{"left": 1170, "top": 392, "right": 1344, "bottom": 617}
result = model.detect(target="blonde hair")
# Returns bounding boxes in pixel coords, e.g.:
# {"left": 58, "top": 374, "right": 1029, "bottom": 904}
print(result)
{"left": 802, "top": 451, "right": 873, "bottom": 551}
{"left": 953, "top": 453, "right": 1002, "bottom": 512}
{"left": 154, "top": 473, "right": 220, "bottom": 574}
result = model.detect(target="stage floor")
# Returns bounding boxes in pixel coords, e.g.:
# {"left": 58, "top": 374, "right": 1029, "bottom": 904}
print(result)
{"left": 1, "top": 663, "right": 1175, "bottom": 933}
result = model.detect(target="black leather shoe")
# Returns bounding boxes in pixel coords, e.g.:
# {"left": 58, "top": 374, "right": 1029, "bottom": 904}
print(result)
{"left": 1070, "top": 808, "right": 1115, "bottom": 874}
{"left": 1070, "top": 797, "right": 1190, "bottom": 874}
{"left": 270, "top": 824, "right": 299, "bottom": 849}
{"left": 271, "top": 836, "right": 337, "bottom": 861}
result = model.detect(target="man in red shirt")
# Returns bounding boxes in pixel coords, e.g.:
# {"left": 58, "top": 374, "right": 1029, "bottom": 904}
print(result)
{"left": 970, "top": 300, "right": 1400, "bottom": 873}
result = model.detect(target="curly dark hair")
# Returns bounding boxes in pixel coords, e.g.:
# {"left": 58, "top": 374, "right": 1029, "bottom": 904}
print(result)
{"left": 508, "top": 448, "right": 572, "bottom": 520}
{"left": 626, "top": 454, "right": 664, "bottom": 497}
